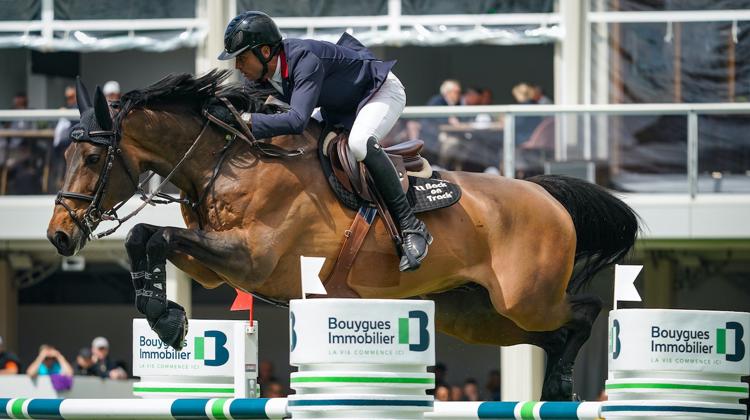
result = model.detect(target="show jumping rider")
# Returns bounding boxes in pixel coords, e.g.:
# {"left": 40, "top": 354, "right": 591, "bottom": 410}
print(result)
{"left": 217, "top": 11, "right": 431, "bottom": 271}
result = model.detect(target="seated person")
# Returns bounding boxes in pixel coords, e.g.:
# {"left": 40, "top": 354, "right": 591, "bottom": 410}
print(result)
{"left": 91, "top": 336, "right": 127, "bottom": 379}
{"left": 0, "top": 336, "right": 20, "bottom": 375}
{"left": 26, "top": 344, "right": 73, "bottom": 378}
{"left": 74, "top": 347, "right": 97, "bottom": 376}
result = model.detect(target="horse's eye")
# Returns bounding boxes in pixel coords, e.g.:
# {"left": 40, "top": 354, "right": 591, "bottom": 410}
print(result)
{"left": 85, "top": 154, "right": 101, "bottom": 165}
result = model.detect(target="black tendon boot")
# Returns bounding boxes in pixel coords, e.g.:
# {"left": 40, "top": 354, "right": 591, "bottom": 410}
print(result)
{"left": 362, "top": 137, "right": 432, "bottom": 271}
{"left": 142, "top": 264, "right": 188, "bottom": 350}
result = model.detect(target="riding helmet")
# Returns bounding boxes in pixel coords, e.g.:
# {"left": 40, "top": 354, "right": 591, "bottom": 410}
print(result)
{"left": 218, "top": 11, "right": 282, "bottom": 60}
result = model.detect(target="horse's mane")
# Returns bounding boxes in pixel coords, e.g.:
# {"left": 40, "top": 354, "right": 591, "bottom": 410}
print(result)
{"left": 116, "top": 69, "right": 279, "bottom": 126}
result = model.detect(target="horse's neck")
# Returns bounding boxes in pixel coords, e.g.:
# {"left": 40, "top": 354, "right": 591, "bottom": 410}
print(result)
{"left": 126, "top": 107, "right": 327, "bottom": 208}
{"left": 125, "top": 108, "right": 220, "bottom": 198}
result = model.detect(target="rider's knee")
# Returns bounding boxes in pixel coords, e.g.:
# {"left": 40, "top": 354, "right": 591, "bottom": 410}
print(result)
{"left": 347, "top": 134, "right": 372, "bottom": 161}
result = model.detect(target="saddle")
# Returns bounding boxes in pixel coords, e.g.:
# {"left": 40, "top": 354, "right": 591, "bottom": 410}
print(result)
{"left": 322, "top": 130, "right": 432, "bottom": 203}
{"left": 318, "top": 129, "right": 461, "bottom": 298}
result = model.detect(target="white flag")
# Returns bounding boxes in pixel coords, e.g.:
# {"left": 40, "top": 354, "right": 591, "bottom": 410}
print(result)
{"left": 614, "top": 264, "right": 642, "bottom": 309}
{"left": 300, "top": 256, "right": 327, "bottom": 297}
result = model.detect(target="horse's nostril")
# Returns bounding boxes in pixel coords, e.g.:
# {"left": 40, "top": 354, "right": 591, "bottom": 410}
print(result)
{"left": 54, "top": 231, "right": 70, "bottom": 250}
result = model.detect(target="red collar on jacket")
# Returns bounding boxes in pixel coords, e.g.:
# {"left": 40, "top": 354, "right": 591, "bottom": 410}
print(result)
{"left": 280, "top": 50, "right": 288, "bottom": 79}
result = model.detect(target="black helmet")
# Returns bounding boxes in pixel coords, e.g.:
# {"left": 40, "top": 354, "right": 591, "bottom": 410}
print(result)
{"left": 218, "top": 11, "right": 282, "bottom": 61}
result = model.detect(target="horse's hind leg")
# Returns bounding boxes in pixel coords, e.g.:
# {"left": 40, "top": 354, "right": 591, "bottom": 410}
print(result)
{"left": 428, "top": 284, "right": 564, "bottom": 350}
{"left": 540, "top": 293, "right": 602, "bottom": 401}
{"left": 429, "top": 285, "right": 601, "bottom": 402}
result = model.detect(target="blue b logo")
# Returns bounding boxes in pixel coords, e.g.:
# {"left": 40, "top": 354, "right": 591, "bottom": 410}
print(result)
{"left": 200, "top": 330, "right": 229, "bottom": 367}
{"left": 398, "top": 311, "right": 430, "bottom": 352}
{"left": 290, "top": 311, "right": 298, "bottom": 352}
{"left": 724, "top": 322, "right": 745, "bottom": 362}
{"left": 611, "top": 319, "right": 621, "bottom": 359}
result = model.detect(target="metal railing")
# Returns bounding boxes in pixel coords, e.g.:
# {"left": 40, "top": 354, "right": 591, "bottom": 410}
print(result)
{"left": 2, "top": 102, "right": 750, "bottom": 197}
{"left": 402, "top": 102, "right": 750, "bottom": 197}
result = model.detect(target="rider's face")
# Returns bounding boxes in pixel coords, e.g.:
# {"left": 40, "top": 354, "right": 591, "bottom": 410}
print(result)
{"left": 235, "top": 46, "right": 272, "bottom": 82}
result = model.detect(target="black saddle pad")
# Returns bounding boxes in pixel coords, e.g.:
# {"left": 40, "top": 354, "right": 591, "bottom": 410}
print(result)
{"left": 317, "top": 137, "right": 461, "bottom": 213}
{"left": 406, "top": 175, "right": 462, "bottom": 213}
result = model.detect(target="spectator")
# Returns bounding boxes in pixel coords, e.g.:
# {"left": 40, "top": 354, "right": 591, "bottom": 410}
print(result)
{"left": 435, "top": 385, "right": 450, "bottom": 401}
{"left": 53, "top": 86, "right": 78, "bottom": 149}
{"left": 26, "top": 344, "right": 73, "bottom": 379}
{"left": 462, "top": 86, "right": 494, "bottom": 125}
{"left": 512, "top": 83, "right": 534, "bottom": 104}
{"left": 433, "top": 362, "right": 448, "bottom": 388}
{"left": 425, "top": 80, "right": 463, "bottom": 169}
{"left": 531, "top": 84, "right": 551, "bottom": 104}
{"left": 259, "top": 360, "right": 277, "bottom": 384}
{"left": 485, "top": 369, "right": 501, "bottom": 401}
{"left": 103, "top": 80, "right": 121, "bottom": 103}
{"left": 463, "top": 378, "right": 481, "bottom": 401}
{"left": 90, "top": 336, "right": 127, "bottom": 380}
{"left": 462, "top": 87, "right": 483, "bottom": 106}
{"left": 74, "top": 347, "right": 97, "bottom": 376}
{"left": 3, "top": 92, "right": 43, "bottom": 194}
{"left": 450, "top": 385, "right": 464, "bottom": 401}
{"left": 428, "top": 80, "right": 462, "bottom": 107}
{"left": 480, "top": 88, "right": 494, "bottom": 105}
{"left": 0, "top": 336, "right": 20, "bottom": 375}
{"left": 50, "top": 85, "right": 79, "bottom": 190}
{"left": 598, "top": 389, "right": 608, "bottom": 401}
{"left": 263, "top": 380, "right": 286, "bottom": 398}
{"left": 511, "top": 82, "right": 543, "bottom": 145}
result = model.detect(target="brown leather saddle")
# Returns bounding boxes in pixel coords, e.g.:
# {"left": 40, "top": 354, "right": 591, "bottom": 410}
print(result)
{"left": 322, "top": 130, "right": 432, "bottom": 203}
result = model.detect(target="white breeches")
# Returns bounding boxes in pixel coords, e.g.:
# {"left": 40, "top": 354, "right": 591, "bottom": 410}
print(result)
{"left": 348, "top": 72, "right": 406, "bottom": 161}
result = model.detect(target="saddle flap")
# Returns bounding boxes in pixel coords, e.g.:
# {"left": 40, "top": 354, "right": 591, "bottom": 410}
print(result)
{"left": 386, "top": 154, "right": 410, "bottom": 193}
{"left": 329, "top": 145, "right": 355, "bottom": 193}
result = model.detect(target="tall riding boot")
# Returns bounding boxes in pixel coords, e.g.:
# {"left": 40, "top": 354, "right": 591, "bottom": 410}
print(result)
{"left": 362, "top": 137, "right": 432, "bottom": 271}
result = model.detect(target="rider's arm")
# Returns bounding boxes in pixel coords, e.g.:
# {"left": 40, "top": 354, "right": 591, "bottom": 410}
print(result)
{"left": 250, "top": 51, "right": 324, "bottom": 139}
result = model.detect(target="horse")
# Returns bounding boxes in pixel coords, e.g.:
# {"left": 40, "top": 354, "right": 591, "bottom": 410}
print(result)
{"left": 47, "top": 70, "right": 639, "bottom": 401}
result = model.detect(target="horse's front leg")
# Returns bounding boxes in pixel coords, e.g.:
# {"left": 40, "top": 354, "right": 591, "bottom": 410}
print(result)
{"left": 125, "top": 223, "right": 190, "bottom": 350}
{"left": 132, "top": 224, "right": 269, "bottom": 350}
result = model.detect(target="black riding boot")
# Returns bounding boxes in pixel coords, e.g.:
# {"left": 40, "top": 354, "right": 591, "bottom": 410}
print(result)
{"left": 362, "top": 137, "right": 432, "bottom": 271}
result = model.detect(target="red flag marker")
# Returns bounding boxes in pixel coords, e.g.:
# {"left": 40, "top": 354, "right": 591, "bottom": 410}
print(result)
{"left": 231, "top": 288, "right": 254, "bottom": 323}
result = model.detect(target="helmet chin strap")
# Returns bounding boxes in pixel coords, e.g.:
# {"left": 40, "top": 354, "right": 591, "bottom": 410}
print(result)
{"left": 252, "top": 45, "right": 281, "bottom": 83}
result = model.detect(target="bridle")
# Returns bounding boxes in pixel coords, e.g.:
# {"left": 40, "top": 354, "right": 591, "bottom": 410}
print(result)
{"left": 55, "top": 103, "right": 149, "bottom": 240}
{"left": 55, "top": 96, "right": 305, "bottom": 240}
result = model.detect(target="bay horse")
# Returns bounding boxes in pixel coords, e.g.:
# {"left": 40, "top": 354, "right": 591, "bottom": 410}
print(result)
{"left": 47, "top": 70, "right": 638, "bottom": 401}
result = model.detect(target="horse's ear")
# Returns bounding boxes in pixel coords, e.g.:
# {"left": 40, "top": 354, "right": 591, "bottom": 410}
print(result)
{"left": 93, "top": 86, "right": 113, "bottom": 131}
{"left": 76, "top": 76, "right": 92, "bottom": 114}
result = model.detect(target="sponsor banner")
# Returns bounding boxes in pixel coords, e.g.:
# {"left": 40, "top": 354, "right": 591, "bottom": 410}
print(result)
{"left": 133, "top": 319, "right": 251, "bottom": 377}
{"left": 289, "top": 299, "right": 435, "bottom": 365}
{"left": 609, "top": 309, "right": 750, "bottom": 376}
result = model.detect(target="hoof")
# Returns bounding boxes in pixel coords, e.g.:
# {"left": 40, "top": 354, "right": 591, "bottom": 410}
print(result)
{"left": 540, "top": 364, "right": 574, "bottom": 401}
{"left": 148, "top": 300, "right": 189, "bottom": 350}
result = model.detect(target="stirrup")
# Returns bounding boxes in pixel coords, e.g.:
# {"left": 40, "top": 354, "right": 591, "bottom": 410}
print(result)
{"left": 402, "top": 228, "right": 434, "bottom": 245}
{"left": 398, "top": 229, "right": 433, "bottom": 272}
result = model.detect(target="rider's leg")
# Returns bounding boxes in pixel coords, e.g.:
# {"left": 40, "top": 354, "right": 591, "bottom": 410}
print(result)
{"left": 348, "top": 73, "right": 431, "bottom": 272}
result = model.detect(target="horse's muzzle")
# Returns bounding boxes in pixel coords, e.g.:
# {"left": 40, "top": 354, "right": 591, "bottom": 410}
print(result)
{"left": 49, "top": 230, "right": 77, "bottom": 256}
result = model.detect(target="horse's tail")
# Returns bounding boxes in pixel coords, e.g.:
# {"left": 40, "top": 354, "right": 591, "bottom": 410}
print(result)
{"left": 527, "top": 174, "right": 640, "bottom": 294}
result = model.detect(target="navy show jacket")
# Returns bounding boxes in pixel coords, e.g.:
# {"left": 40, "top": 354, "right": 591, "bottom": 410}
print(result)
{"left": 250, "top": 33, "right": 396, "bottom": 139}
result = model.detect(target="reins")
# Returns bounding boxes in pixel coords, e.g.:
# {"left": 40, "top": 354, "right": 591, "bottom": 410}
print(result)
{"left": 57, "top": 94, "right": 305, "bottom": 240}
